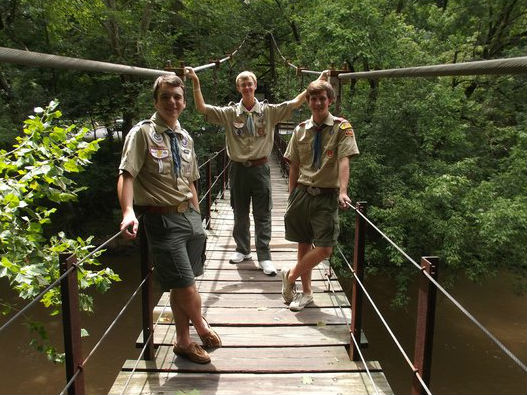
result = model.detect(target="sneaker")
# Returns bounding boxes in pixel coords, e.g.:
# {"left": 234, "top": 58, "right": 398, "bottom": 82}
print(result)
{"left": 289, "top": 292, "right": 314, "bottom": 311}
{"left": 280, "top": 269, "right": 296, "bottom": 304}
{"left": 199, "top": 316, "right": 222, "bottom": 349}
{"left": 229, "top": 251, "right": 252, "bottom": 264}
{"left": 259, "top": 260, "right": 277, "bottom": 276}
{"left": 173, "top": 342, "right": 211, "bottom": 364}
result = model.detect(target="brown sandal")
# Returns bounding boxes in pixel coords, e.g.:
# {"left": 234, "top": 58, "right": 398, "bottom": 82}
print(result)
{"left": 199, "top": 316, "right": 222, "bottom": 349}
{"left": 173, "top": 342, "right": 211, "bottom": 364}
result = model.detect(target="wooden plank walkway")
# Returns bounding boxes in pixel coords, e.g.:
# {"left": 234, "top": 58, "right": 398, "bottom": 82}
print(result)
{"left": 109, "top": 155, "right": 393, "bottom": 395}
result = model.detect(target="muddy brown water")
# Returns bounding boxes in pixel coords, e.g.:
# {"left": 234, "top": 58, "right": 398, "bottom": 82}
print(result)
{"left": 0, "top": 253, "right": 525, "bottom": 394}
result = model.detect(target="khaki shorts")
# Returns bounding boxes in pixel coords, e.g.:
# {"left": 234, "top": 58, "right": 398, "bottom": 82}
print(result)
{"left": 143, "top": 207, "right": 206, "bottom": 290}
{"left": 284, "top": 187, "right": 339, "bottom": 247}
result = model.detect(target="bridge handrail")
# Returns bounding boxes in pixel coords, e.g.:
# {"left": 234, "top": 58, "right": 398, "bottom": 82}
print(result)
{"left": 346, "top": 202, "right": 527, "bottom": 374}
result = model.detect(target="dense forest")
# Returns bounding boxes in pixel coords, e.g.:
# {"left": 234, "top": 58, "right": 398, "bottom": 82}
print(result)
{"left": 1, "top": 0, "right": 526, "bottom": 309}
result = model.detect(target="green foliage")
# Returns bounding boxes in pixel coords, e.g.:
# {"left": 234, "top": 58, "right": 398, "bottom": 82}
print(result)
{"left": 0, "top": 102, "right": 120, "bottom": 360}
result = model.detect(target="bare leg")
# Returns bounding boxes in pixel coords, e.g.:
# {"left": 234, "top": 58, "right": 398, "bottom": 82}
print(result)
{"left": 288, "top": 243, "right": 332, "bottom": 293}
{"left": 171, "top": 284, "right": 209, "bottom": 347}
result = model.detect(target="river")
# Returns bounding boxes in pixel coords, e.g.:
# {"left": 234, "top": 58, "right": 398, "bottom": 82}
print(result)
{"left": 0, "top": 252, "right": 525, "bottom": 394}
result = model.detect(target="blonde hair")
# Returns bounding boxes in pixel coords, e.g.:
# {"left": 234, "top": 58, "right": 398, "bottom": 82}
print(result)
{"left": 235, "top": 71, "right": 257, "bottom": 87}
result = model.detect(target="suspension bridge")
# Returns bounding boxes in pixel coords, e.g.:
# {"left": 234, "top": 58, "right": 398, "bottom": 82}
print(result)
{"left": 0, "top": 36, "right": 526, "bottom": 395}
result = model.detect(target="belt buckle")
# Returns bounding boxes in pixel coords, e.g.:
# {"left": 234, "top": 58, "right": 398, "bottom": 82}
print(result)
{"left": 242, "top": 161, "right": 252, "bottom": 167}
{"left": 177, "top": 201, "right": 189, "bottom": 213}
{"left": 307, "top": 186, "right": 321, "bottom": 196}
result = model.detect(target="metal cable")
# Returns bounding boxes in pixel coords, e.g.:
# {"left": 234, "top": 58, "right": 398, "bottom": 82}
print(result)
{"left": 198, "top": 148, "right": 225, "bottom": 170}
{"left": 0, "top": 218, "right": 142, "bottom": 334}
{"left": 0, "top": 47, "right": 173, "bottom": 78}
{"left": 59, "top": 270, "right": 153, "bottom": 395}
{"left": 338, "top": 56, "right": 527, "bottom": 79}
{"left": 119, "top": 276, "right": 173, "bottom": 395}
{"left": 336, "top": 245, "right": 433, "bottom": 395}
{"left": 198, "top": 165, "right": 229, "bottom": 205}
{"left": 347, "top": 202, "right": 527, "bottom": 373}
{"left": 319, "top": 265, "right": 381, "bottom": 395}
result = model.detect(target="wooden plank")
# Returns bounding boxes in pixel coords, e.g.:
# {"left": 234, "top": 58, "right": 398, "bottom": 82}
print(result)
{"left": 197, "top": 268, "right": 330, "bottom": 281}
{"left": 135, "top": 324, "right": 367, "bottom": 348}
{"left": 122, "top": 345, "right": 377, "bottom": 373}
{"left": 109, "top": 371, "right": 394, "bottom": 395}
{"left": 153, "top": 306, "right": 351, "bottom": 325}
{"left": 157, "top": 291, "right": 350, "bottom": 308}
{"left": 193, "top": 280, "right": 342, "bottom": 293}
{"left": 205, "top": 250, "right": 299, "bottom": 260}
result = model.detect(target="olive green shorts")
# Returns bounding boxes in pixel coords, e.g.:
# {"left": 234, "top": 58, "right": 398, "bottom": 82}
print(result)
{"left": 284, "top": 187, "right": 340, "bottom": 247}
{"left": 143, "top": 207, "right": 206, "bottom": 290}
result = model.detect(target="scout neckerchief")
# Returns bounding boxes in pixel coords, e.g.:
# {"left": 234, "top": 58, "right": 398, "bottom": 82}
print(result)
{"left": 312, "top": 124, "right": 325, "bottom": 170}
{"left": 165, "top": 130, "right": 182, "bottom": 178}
{"left": 246, "top": 112, "right": 256, "bottom": 136}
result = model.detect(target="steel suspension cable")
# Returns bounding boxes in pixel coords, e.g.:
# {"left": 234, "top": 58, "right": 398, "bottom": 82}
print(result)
{"left": 346, "top": 202, "right": 527, "bottom": 373}
{"left": 336, "top": 245, "right": 433, "bottom": 395}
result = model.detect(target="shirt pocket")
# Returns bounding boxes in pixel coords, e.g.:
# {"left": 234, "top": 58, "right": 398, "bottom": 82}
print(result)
{"left": 146, "top": 147, "right": 171, "bottom": 175}
{"left": 180, "top": 148, "right": 193, "bottom": 177}
{"left": 297, "top": 141, "right": 312, "bottom": 164}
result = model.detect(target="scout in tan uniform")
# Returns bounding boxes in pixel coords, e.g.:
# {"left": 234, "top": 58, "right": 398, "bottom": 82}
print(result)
{"left": 117, "top": 74, "right": 221, "bottom": 364}
{"left": 185, "top": 67, "right": 327, "bottom": 276}
{"left": 281, "top": 80, "right": 359, "bottom": 311}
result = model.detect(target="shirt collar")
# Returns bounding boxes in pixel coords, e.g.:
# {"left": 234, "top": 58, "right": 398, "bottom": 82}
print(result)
{"left": 151, "top": 112, "right": 181, "bottom": 133}
{"left": 236, "top": 98, "right": 262, "bottom": 116}
{"left": 305, "top": 113, "right": 335, "bottom": 130}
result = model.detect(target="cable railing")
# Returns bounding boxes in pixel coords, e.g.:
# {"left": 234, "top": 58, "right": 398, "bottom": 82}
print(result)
{"left": 272, "top": 125, "right": 526, "bottom": 394}
{"left": 0, "top": 145, "right": 231, "bottom": 395}
{"left": 2, "top": 32, "right": 525, "bottom": 395}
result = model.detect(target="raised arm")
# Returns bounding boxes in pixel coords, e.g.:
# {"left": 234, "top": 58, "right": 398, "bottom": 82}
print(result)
{"left": 185, "top": 67, "right": 207, "bottom": 114}
{"left": 289, "top": 70, "right": 329, "bottom": 109}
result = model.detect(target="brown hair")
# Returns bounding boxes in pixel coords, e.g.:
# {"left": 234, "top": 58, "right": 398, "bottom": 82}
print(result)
{"left": 153, "top": 74, "right": 186, "bottom": 101}
{"left": 306, "top": 80, "right": 335, "bottom": 101}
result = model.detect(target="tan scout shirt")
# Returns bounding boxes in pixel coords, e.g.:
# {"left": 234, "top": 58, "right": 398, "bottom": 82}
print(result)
{"left": 204, "top": 98, "right": 295, "bottom": 162}
{"left": 119, "top": 112, "right": 199, "bottom": 206}
{"left": 284, "top": 113, "right": 359, "bottom": 188}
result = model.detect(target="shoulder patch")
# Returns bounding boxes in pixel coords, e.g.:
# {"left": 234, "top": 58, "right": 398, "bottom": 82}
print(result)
{"left": 339, "top": 121, "right": 352, "bottom": 130}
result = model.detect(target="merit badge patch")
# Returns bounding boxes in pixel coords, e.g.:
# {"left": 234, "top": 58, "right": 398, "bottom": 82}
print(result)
{"left": 181, "top": 137, "right": 188, "bottom": 147}
{"left": 257, "top": 128, "right": 265, "bottom": 136}
{"left": 233, "top": 121, "right": 245, "bottom": 129}
{"left": 150, "top": 130, "right": 164, "bottom": 144}
{"left": 327, "top": 150, "right": 334, "bottom": 158}
{"left": 149, "top": 147, "right": 169, "bottom": 159}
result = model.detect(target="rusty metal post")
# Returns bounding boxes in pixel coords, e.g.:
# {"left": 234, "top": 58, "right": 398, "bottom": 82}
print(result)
{"left": 139, "top": 221, "right": 155, "bottom": 360}
{"left": 411, "top": 256, "right": 439, "bottom": 395}
{"left": 59, "top": 254, "right": 85, "bottom": 395}
{"left": 349, "top": 201, "right": 367, "bottom": 360}
{"left": 205, "top": 160, "right": 212, "bottom": 229}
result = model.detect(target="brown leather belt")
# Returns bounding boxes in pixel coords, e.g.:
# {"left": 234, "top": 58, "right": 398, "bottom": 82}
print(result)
{"left": 297, "top": 184, "right": 338, "bottom": 196}
{"left": 235, "top": 157, "right": 268, "bottom": 167}
{"left": 137, "top": 200, "right": 190, "bottom": 214}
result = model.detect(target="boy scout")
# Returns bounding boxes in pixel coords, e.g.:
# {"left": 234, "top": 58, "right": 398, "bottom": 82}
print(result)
{"left": 117, "top": 74, "right": 221, "bottom": 363}
{"left": 281, "top": 80, "right": 359, "bottom": 311}
{"left": 185, "top": 67, "right": 327, "bottom": 276}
